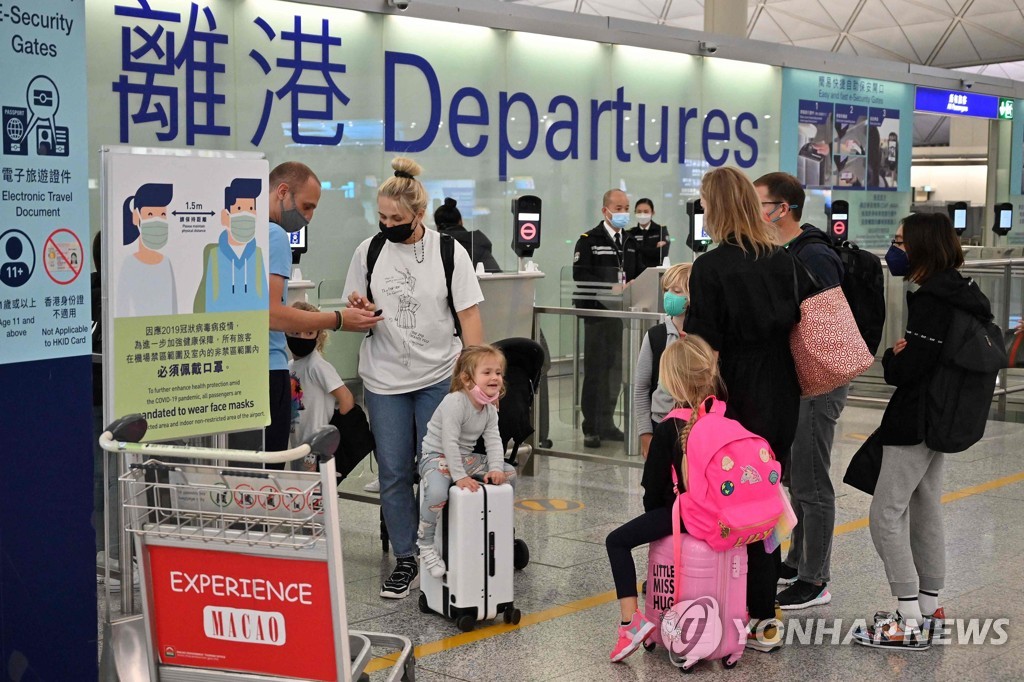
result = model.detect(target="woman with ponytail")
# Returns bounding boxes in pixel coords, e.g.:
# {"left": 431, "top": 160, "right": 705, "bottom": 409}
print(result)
{"left": 604, "top": 334, "right": 724, "bottom": 662}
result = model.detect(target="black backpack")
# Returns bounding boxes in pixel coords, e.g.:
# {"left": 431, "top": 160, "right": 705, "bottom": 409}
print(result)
{"left": 792, "top": 232, "right": 886, "bottom": 355}
{"left": 647, "top": 323, "right": 669, "bottom": 400}
{"left": 921, "top": 307, "right": 1007, "bottom": 453}
{"left": 365, "top": 231, "right": 462, "bottom": 337}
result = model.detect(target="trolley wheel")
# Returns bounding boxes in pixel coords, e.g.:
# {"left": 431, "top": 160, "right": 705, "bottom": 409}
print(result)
{"left": 456, "top": 615, "right": 476, "bottom": 632}
{"left": 679, "top": 662, "right": 695, "bottom": 674}
{"left": 502, "top": 608, "right": 522, "bottom": 625}
{"left": 722, "top": 657, "right": 738, "bottom": 670}
{"left": 513, "top": 539, "right": 530, "bottom": 570}
{"left": 417, "top": 592, "right": 431, "bottom": 614}
{"left": 643, "top": 640, "right": 656, "bottom": 652}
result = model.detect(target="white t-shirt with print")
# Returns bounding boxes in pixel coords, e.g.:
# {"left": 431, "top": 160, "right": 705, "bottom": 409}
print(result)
{"left": 289, "top": 352, "right": 344, "bottom": 446}
{"left": 343, "top": 228, "right": 484, "bottom": 395}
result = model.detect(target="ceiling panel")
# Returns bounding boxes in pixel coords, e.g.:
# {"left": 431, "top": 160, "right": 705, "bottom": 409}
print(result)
{"left": 505, "top": 0, "right": 1024, "bottom": 69}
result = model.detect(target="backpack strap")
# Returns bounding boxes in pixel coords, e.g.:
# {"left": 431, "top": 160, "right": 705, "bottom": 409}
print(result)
{"left": 439, "top": 233, "right": 462, "bottom": 338}
{"left": 364, "top": 232, "right": 387, "bottom": 305}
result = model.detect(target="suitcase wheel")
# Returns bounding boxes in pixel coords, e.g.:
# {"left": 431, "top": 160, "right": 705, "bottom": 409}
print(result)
{"left": 514, "top": 539, "right": 530, "bottom": 570}
{"left": 503, "top": 608, "right": 522, "bottom": 625}
{"left": 679, "top": 662, "right": 696, "bottom": 674}
{"left": 643, "top": 640, "right": 656, "bottom": 652}
{"left": 722, "top": 656, "right": 738, "bottom": 670}
{"left": 417, "top": 592, "right": 431, "bottom": 614}
{"left": 456, "top": 614, "right": 476, "bottom": 632}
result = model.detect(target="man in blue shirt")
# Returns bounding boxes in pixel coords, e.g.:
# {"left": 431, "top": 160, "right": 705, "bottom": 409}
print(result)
{"left": 265, "top": 162, "right": 380, "bottom": 463}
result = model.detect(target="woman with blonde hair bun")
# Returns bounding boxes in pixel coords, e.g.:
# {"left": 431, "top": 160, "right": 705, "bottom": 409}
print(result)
{"left": 683, "top": 166, "right": 816, "bottom": 653}
{"left": 343, "top": 157, "right": 486, "bottom": 600}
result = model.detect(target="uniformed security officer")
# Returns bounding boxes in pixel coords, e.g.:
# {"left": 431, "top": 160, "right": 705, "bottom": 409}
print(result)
{"left": 627, "top": 197, "right": 669, "bottom": 271}
{"left": 572, "top": 189, "right": 641, "bottom": 448}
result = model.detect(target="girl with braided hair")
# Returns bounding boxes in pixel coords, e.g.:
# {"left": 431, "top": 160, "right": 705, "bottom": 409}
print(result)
{"left": 604, "top": 334, "right": 724, "bottom": 662}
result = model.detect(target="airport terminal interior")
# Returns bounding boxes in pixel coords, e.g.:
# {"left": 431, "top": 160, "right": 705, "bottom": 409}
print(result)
{"left": 6, "top": 0, "right": 1024, "bottom": 681}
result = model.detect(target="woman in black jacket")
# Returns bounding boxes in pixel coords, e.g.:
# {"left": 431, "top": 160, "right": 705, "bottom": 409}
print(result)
{"left": 854, "top": 212, "right": 991, "bottom": 650}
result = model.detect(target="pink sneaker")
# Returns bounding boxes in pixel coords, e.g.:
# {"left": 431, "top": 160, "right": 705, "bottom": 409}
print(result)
{"left": 610, "top": 611, "right": 656, "bottom": 662}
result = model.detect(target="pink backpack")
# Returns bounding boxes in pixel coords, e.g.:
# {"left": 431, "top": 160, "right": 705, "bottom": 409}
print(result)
{"left": 665, "top": 400, "right": 783, "bottom": 553}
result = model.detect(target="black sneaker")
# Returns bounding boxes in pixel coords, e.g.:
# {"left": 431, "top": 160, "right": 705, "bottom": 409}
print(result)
{"left": 601, "top": 428, "right": 625, "bottom": 442}
{"left": 380, "top": 557, "right": 419, "bottom": 599}
{"left": 777, "top": 580, "right": 831, "bottom": 610}
{"left": 583, "top": 434, "right": 601, "bottom": 448}
{"left": 777, "top": 563, "right": 798, "bottom": 587}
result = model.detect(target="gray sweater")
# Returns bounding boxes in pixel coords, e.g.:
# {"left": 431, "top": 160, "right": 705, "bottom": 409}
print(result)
{"left": 421, "top": 390, "right": 504, "bottom": 481}
{"left": 633, "top": 317, "right": 681, "bottom": 436}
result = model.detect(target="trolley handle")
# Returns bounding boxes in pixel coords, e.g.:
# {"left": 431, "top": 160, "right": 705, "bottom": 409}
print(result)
{"left": 98, "top": 414, "right": 340, "bottom": 465}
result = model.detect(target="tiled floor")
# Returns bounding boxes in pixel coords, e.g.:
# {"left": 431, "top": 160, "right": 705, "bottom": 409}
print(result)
{"left": 100, "top": 404, "right": 1024, "bottom": 680}
{"left": 328, "top": 405, "right": 1024, "bottom": 681}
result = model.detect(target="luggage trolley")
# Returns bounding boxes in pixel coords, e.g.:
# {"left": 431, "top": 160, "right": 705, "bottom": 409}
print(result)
{"left": 99, "top": 415, "right": 415, "bottom": 682}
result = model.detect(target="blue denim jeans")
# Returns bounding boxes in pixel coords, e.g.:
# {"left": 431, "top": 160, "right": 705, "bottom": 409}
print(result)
{"left": 365, "top": 378, "right": 450, "bottom": 559}
{"left": 784, "top": 383, "right": 848, "bottom": 584}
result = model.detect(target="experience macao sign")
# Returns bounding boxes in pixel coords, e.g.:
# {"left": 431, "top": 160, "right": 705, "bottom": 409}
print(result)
{"left": 0, "top": 0, "right": 89, "bottom": 365}
{"left": 105, "top": 148, "right": 269, "bottom": 441}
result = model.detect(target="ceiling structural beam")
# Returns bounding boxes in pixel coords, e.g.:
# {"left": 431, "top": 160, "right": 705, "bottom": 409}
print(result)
{"left": 573, "top": 0, "right": 584, "bottom": 13}
{"left": 925, "top": 0, "right": 975, "bottom": 66}
{"left": 831, "top": 0, "right": 867, "bottom": 53}
{"left": 657, "top": 0, "right": 673, "bottom": 26}
{"left": 704, "top": 0, "right": 746, "bottom": 37}
{"left": 746, "top": 0, "right": 765, "bottom": 38}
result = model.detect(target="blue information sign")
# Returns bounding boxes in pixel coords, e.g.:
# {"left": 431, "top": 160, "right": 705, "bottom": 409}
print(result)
{"left": 915, "top": 86, "right": 999, "bottom": 119}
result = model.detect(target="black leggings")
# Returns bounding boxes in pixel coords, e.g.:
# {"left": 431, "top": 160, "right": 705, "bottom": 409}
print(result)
{"left": 606, "top": 507, "right": 674, "bottom": 599}
{"left": 747, "top": 541, "right": 781, "bottom": 620}
{"left": 264, "top": 370, "right": 291, "bottom": 471}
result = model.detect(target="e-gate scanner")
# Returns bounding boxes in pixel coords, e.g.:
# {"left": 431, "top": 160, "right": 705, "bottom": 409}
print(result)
{"left": 993, "top": 202, "right": 1013, "bottom": 237}
{"left": 511, "top": 195, "right": 541, "bottom": 258}
{"left": 948, "top": 202, "right": 968, "bottom": 236}
{"left": 829, "top": 200, "right": 850, "bottom": 243}
{"left": 686, "top": 198, "right": 712, "bottom": 253}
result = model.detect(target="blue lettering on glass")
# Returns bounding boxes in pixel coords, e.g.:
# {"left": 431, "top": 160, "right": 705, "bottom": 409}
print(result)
{"left": 678, "top": 107, "right": 699, "bottom": 164}
{"left": 498, "top": 91, "right": 539, "bottom": 180}
{"left": 733, "top": 112, "right": 759, "bottom": 168}
{"left": 589, "top": 97, "right": 614, "bottom": 162}
{"left": 384, "top": 51, "right": 440, "bottom": 153}
{"left": 637, "top": 103, "right": 668, "bottom": 163}
{"left": 111, "top": 1, "right": 229, "bottom": 145}
{"left": 545, "top": 95, "right": 579, "bottom": 161}
{"left": 449, "top": 87, "right": 489, "bottom": 157}
{"left": 613, "top": 86, "right": 632, "bottom": 163}
{"left": 702, "top": 108, "right": 730, "bottom": 166}
{"left": 250, "top": 15, "right": 350, "bottom": 146}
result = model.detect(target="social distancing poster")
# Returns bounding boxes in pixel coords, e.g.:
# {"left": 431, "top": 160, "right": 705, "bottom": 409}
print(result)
{"left": 103, "top": 148, "right": 270, "bottom": 441}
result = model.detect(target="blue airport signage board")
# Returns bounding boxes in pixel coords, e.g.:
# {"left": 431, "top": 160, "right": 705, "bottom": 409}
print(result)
{"left": 915, "top": 86, "right": 999, "bottom": 119}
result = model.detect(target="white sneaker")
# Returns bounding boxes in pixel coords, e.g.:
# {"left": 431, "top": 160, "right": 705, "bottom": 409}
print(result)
{"left": 419, "top": 546, "right": 446, "bottom": 578}
{"left": 363, "top": 478, "right": 380, "bottom": 493}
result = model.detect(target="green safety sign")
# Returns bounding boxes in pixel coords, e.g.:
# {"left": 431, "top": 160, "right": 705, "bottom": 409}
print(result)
{"left": 998, "top": 98, "right": 1014, "bottom": 120}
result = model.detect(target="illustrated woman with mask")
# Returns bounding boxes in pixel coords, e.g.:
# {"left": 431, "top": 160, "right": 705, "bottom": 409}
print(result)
{"left": 117, "top": 183, "right": 177, "bottom": 317}
{"left": 343, "top": 157, "right": 484, "bottom": 600}
{"left": 632, "top": 263, "right": 691, "bottom": 459}
{"left": 851, "top": 213, "right": 988, "bottom": 649}
{"left": 195, "top": 178, "right": 267, "bottom": 313}
{"left": 627, "top": 198, "right": 669, "bottom": 271}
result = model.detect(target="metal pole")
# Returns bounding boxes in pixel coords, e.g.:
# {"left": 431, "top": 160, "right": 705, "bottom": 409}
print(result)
{"left": 625, "top": 308, "right": 643, "bottom": 456}
{"left": 572, "top": 315, "right": 580, "bottom": 430}
{"left": 999, "top": 263, "right": 1012, "bottom": 419}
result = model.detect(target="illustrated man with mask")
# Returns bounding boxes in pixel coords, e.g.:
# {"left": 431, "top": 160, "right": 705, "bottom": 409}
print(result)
{"left": 572, "top": 188, "right": 640, "bottom": 448}
{"left": 263, "top": 162, "right": 380, "bottom": 463}
{"left": 194, "top": 178, "right": 267, "bottom": 313}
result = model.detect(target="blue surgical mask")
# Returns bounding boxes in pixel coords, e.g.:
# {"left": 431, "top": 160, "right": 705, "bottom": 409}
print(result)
{"left": 609, "top": 212, "right": 630, "bottom": 230}
{"left": 885, "top": 245, "right": 910, "bottom": 277}
{"left": 664, "top": 291, "right": 688, "bottom": 317}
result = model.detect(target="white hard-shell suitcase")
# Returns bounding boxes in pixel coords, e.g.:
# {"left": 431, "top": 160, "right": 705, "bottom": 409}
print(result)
{"left": 419, "top": 483, "right": 522, "bottom": 631}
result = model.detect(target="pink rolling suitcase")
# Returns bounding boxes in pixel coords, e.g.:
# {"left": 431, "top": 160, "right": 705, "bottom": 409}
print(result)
{"left": 658, "top": 466, "right": 749, "bottom": 671}
{"left": 643, "top": 535, "right": 677, "bottom": 650}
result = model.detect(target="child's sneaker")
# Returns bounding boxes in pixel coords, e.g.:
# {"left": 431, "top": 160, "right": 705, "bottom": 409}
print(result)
{"left": 419, "top": 545, "right": 446, "bottom": 579}
{"left": 363, "top": 478, "right": 381, "bottom": 493}
{"left": 852, "top": 611, "right": 930, "bottom": 650}
{"left": 746, "top": 618, "right": 784, "bottom": 653}
{"left": 610, "top": 611, "right": 656, "bottom": 662}
{"left": 777, "top": 563, "right": 798, "bottom": 586}
{"left": 922, "top": 607, "right": 947, "bottom": 643}
{"left": 380, "top": 557, "right": 419, "bottom": 599}
{"left": 777, "top": 580, "right": 831, "bottom": 610}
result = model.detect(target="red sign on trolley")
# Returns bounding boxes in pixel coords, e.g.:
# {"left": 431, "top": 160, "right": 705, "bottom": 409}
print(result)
{"left": 147, "top": 545, "right": 337, "bottom": 680}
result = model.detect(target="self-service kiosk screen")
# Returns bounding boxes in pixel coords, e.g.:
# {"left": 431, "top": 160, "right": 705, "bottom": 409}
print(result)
{"left": 516, "top": 212, "right": 540, "bottom": 246}
{"left": 953, "top": 209, "right": 967, "bottom": 231}
{"left": 692, "top": 213, "right": 710, "bottom": 242}
{"left": 289, "top": 226, "right": 307, "bottom": 251}
{"left": 1000, "top": 209, "right": 1012, "bottom": 230}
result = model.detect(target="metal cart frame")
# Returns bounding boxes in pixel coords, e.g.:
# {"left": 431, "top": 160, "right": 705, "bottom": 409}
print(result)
{"left": 99, "top": 415, "right": 414, "bottom": 682}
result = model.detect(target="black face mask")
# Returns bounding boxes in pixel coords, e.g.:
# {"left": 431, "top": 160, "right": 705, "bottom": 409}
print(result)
{"left": 287, "top": 336, "right": 317, "bottom": 358}
{"left": 379, "top": 220, "right": 415, "bottom": 243}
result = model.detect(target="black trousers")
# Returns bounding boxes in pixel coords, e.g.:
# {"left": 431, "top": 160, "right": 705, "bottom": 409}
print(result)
{"left": 264, "top": 369, "right": 290, "bottom": 471}
{"left": 581, "top": 317, "right": 623, "bottom": 435}
{"left": 606, "top": 507, "right": 674, "bottom": 599}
